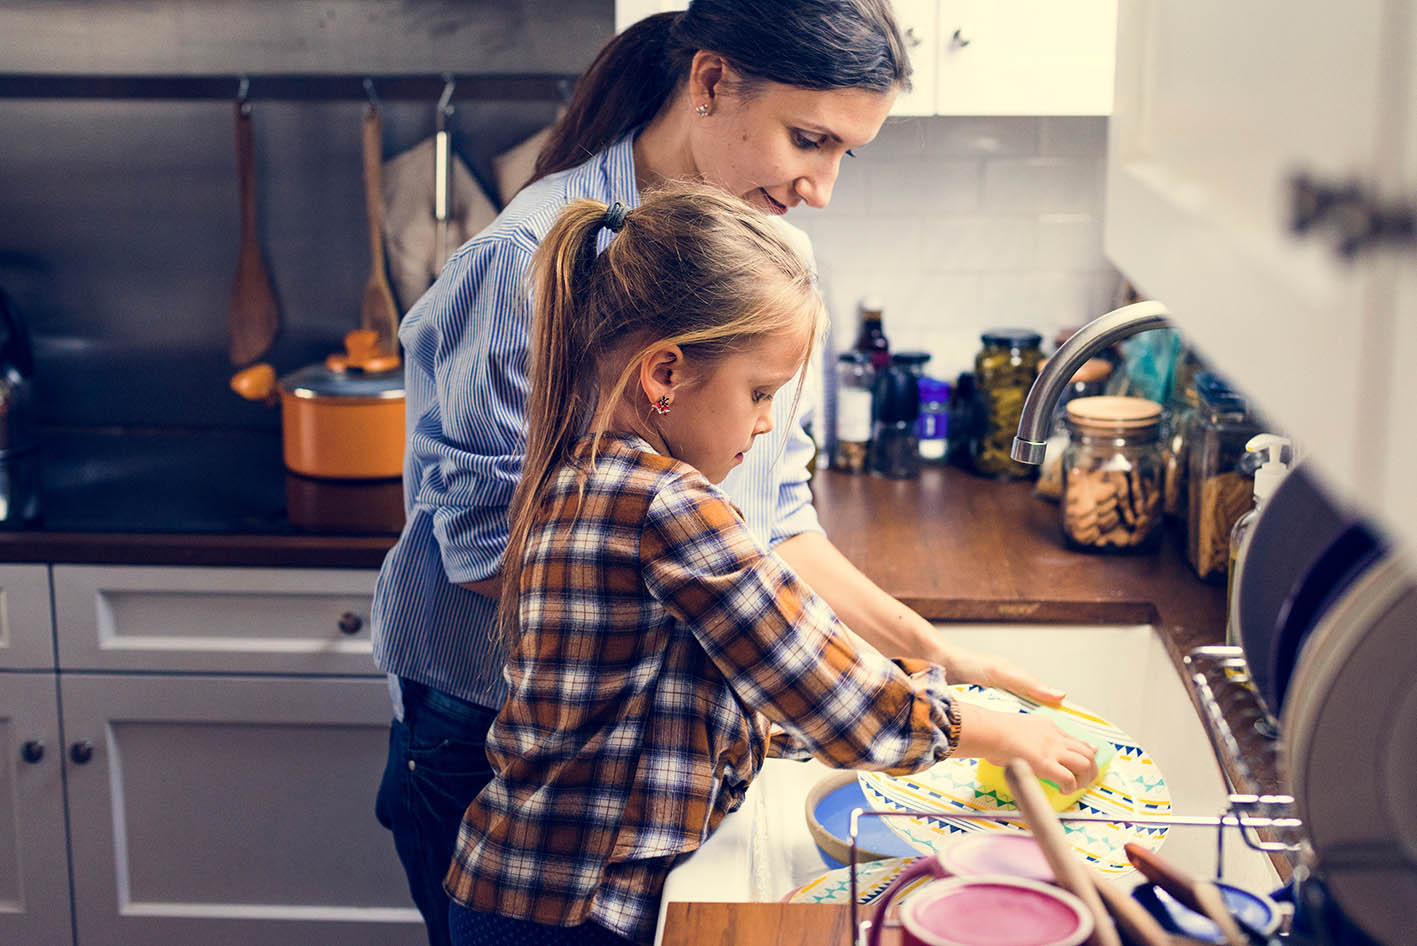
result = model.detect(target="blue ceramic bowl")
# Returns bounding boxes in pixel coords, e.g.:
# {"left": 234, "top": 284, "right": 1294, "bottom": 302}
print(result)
{"left": 1132, "top": 880, "right": 1281, "bottom": 942}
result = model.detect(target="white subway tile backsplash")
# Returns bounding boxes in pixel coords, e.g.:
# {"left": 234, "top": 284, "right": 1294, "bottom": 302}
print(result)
{"left": 1039, "top": 116, "right": 1109, "bottom": 156}
{"left": 798, "top": 115, "right": 1119, "bottom": 401}
{"left": 918, "top": 215, "right": 1037, "bottom": 272}
{"left": 1035, "top": 213, "right": 1105, "bottom": 271}
{"left": 982, "top": 158, "right": 1102, "bottom": 214}
{"left": 925, "top": 116, "right": 1040, "bottom": 157}
{"left": 865, "top": 158, "right": 981, "bottom": 215}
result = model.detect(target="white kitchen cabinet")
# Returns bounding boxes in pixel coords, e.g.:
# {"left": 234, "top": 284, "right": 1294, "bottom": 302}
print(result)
{"left": 0, "top": 564, "right": 55, "bottom": 669}
{"left": 935, "top": 0, "right": 1116, "bottom": 115}
{"left": 0, "top": 672, "right": 72, "bottom": 946}
{"left": 612, "top": 1, "right": 1114, "bottom": 116}
{"left": 1104, "top": 0, "right": 1416, "bottom": 553}
{"left": 8, "top": 563, "right": 423, "bottom": 946}
{"left": 52, "top": 565, "right": 379, "bottom": 675}
{"left": 60, "top": 672, "right": 422, "bottom": 946}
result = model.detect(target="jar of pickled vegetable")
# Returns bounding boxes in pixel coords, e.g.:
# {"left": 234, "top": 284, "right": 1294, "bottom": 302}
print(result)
{"left": 970, "top": 329, "right": 1043, "bottom": 478}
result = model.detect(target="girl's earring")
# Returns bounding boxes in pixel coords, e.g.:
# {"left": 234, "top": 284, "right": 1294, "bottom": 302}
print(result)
{"left": 695, "top": 103, "right": 710, "bottom": 118}
{"left": 652, "top": 394, "right": 672, "bottom": 415}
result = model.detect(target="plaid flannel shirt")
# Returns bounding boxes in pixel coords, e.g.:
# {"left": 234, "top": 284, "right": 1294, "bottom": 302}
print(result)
{"left": 444, "top": 435, "right": 959, "bottom": 942}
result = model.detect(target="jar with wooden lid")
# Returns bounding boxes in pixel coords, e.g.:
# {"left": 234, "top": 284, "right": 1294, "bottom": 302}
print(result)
{"left": 1034, "top": 356, "right": 1114, "bottom": 500}
{"left": 970, "top": 329, "right": 1044, "bottom": 478}
{"left": 1060, "top": 396, "right": 1165, "bottom": 552}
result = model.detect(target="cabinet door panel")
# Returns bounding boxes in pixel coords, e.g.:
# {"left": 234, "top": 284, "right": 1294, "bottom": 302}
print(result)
{"left": 892, "top": 0, "right": 938, "bottom": 116}
{"left": 936, "top": 0, "right": 1116, "bottom": 115}
{"left": 61, "top": 673, "right": 423, "bottom": 946}
{"left": 0, "top": 672, "right": 72, "bottom": 946}
{"left": 0, "top": 564, "right": 54, "bottom": 670}
{"left": 53, "top": 565, "right": 381, "bottom": 674}
{"left": 1106, "top": 0, "right": 1391, "bottom": 516}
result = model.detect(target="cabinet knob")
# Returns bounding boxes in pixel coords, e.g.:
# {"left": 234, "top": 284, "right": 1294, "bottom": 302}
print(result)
{"left": 951, "top": 28, "right": 972, "bottom": 48}
{"left": 904, "top": 26, "right": 924, "bottom": 49}
{"left": 337, "top": 611, "right": 364, "bottom": 635}
{"left": 21, "top": 740, "right": 44, "bottom": 764}
{"left": 69, "top": 741, "right": 94, "bottom": 765}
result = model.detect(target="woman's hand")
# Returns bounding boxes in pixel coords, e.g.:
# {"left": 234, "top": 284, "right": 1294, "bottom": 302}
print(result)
{"left": 954, "top": 704, "right": 1098, "bottom": 795}
{"left": 936, "top": 644, "right": 1067, "bottom": 705}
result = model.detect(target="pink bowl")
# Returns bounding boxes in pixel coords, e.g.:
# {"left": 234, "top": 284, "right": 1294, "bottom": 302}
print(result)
{"left": 938, "top": 833, "right": 1056, "bottom": 884}
{"left": 898, "top": 875, "right": 1093, "bottom": 946}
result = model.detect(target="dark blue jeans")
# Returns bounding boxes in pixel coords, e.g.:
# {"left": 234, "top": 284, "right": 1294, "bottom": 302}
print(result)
{"left": 448, "top": 902, "right": 637, "bottom": 946}
{"left": 375, "top": 679, "right": 498, "bottom": 946}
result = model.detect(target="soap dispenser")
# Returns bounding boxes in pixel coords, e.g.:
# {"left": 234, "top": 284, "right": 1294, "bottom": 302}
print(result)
{"left": 1225, "top": 433, "right": 1292, "bottom": 647}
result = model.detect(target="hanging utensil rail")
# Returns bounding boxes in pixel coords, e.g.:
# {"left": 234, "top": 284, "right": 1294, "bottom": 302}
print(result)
{"left": 0, "top": 72, "right": 576, "bottom": 102}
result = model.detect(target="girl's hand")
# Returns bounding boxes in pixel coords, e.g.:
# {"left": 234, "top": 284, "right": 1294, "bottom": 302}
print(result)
{"left": 954, "top": 705, "right": 1098, "bottom": 795}
{"left": 937, "top": 645, "right": 1067, "bottom": 705}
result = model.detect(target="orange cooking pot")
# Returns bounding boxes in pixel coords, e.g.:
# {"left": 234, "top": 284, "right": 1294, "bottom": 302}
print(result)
{"left": 231, "top": 330, "right": 405, "bottom": 480}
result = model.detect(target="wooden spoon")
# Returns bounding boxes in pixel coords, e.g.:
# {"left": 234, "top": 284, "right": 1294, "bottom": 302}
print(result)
{"left": 227, "top": 100, "right": 280, "bottom": 366}
{"left": 360, "top": 103, "right": 401, "bottom": 355}
{"left": 1003, "top": 758, "right": 1122, "bottom": 946}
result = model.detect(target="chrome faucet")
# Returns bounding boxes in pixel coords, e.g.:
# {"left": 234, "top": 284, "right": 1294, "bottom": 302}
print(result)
{"left": 1010, "top": 300, "right": 1172, "bottom": 464}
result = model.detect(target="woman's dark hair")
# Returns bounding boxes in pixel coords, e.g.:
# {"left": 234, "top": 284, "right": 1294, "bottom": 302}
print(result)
{"left": 531, "top": 0, "right": 911, "bottom": 184}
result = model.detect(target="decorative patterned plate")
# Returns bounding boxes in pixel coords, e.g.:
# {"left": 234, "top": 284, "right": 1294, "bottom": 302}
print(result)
{"left": 782, "top": 856, "right": 926, "bottom": 905}
{"left": 858, "top": 685, "right": 1171, "bottom": 875}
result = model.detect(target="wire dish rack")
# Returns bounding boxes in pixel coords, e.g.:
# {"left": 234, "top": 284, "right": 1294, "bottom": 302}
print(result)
{"left": 845, "top": 644, "right": 1308, "bottom": 944}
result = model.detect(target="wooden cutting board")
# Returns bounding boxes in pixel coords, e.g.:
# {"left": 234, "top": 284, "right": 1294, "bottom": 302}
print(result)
{"left": 661, "top": 902, "right": 895, "bottom": 946}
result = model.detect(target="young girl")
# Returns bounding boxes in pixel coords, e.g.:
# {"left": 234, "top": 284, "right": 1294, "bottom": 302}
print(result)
{"left": 442, "top": 185, "right": 1099, "bottom": 946}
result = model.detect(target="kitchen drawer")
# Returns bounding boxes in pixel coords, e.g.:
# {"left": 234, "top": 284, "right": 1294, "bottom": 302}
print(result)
{"left": 0, "top": 564, "right": 55, "bottom": 670}
{"left": 52, "top": 565, "right": 382, "bottom": 675}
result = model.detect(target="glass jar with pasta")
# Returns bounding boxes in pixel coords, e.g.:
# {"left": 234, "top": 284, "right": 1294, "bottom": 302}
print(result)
{"left": 1186, "top": 372, "right": 1262, "bottom": 581}
{"left": 969, "top": 329, "right": 1043, "bottom": 478}
{"left": 1060, "top": 396, "right": 1165, "bottom": 552}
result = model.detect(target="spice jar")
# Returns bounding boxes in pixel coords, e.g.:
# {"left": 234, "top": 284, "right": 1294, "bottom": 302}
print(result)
{"left": 1186, "top": 372, "right": 1262, "bottom": 581}
{"left": 833, "top": 351, "right": 874, "bottom": 473}
{"left": 970, "top": 329, "right": 1044, "bottom": 478}
{"left": 1034, "top": 356, "right": 1113, "bottom": 501}
{"left": 871, "top": 354, "right": 922, "bottom": 479}
{"left": 916, "top": 377, "right": 951, "bottom": 463}
{"left": 1060, "top": 396, "right": 1164, "bottom": 552}
{"left": 854, "top": 300, "right": 891, "bottom": 371}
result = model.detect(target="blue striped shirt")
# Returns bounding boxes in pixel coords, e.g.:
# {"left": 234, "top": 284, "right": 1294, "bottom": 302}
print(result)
{"left": 371, "top": 135, "right": 824, "bottom": 710}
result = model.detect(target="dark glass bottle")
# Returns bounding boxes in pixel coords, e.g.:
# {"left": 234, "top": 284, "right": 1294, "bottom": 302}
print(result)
{"left": 946, "top": 372, "right": 976, "bottom": 467}
{"left": 853, "top": 301, "right": 891, "bottom": 371}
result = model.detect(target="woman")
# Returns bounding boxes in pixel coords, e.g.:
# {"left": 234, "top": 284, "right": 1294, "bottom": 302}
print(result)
{"left": 372, "top": 5, "right": 1066, "bottom": 944}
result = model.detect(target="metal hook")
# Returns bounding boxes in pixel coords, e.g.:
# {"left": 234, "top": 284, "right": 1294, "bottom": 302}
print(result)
{"left": 236, "top": 75, "right": 250, "bottom": 115}
{"left": 436, "top": 74, "right": 455, "bottom": 131}
{"left": 362, "top": 76, "right": 380, "bottom": 111}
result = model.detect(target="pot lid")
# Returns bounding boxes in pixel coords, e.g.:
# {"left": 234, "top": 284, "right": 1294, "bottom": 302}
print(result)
{"left": 282, "top": 329, "right": 404, "bottom": 399}
{"left": 282, "top": 361, "right": 403, "bottom": 400}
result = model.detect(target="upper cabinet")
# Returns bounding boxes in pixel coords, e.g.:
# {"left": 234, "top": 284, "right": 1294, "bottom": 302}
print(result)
{"left": 930, "top": 0, "right": 1115, "bottom": 116}
{"left": 1104, "top": 0, "right": 1417, "bottom": 555}
{"left": 613, "top": 0, "right": 1116, "bottom": 117}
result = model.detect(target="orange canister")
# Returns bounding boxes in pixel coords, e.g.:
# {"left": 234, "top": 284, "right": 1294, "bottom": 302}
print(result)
{"left": 233, "top": 330, "right": 405, "bottom": 480}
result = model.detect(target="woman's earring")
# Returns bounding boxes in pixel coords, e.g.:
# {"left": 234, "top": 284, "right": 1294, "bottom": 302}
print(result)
{"left": 651, "top": 394, "right": 672, "bottom": 415}
{"left": 695, "top": 103, "right": 710, "bottom": 118}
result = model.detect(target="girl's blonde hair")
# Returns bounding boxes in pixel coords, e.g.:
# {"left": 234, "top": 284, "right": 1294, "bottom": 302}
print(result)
{"left": 499, "top": 183, "right": 825, "bottom": 644}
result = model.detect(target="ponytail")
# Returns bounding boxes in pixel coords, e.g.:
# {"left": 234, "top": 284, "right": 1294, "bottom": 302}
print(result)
{"left": 531, "top": 13, "right": 688, "bottom": 186}
{"left": 499, "top": 185, "right": 826, "bottom": 647}
{"left": 498, "top": 200, "right": 608, "bottom": 646}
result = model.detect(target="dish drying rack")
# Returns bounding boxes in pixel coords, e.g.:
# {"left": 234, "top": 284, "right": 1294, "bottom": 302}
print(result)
{"left": 846, "top": 645, "right": 1307, "bottom": 943}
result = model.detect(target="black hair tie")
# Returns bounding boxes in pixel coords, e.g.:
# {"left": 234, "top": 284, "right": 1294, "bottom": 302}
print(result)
{"left": 602, "top": 201, "right": 629, "bottom": 233}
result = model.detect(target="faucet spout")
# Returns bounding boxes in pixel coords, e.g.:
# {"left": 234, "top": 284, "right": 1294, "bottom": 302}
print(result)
{"left": 1010, "top": 300, "right": 1172, "bottom": 464}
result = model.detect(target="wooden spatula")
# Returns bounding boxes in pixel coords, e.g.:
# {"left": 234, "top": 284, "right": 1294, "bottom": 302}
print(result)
{"left": 360, "top": 103, "right": 401, "bottom": 356}
{"left": 227, "top": 100, "right": 280, "bottom": 366}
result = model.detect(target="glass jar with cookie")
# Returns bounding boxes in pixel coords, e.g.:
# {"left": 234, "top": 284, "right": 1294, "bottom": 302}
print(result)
{"left": 1060, "top": 396, "right": 1165, "bottom": 553}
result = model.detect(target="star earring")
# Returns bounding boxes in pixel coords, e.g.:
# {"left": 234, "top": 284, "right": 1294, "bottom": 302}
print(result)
{"left": 651, "top": 394, "right": 672, "bottom": 415}
{"left": 695, "top": 103, "right": 710, "bottom": 118}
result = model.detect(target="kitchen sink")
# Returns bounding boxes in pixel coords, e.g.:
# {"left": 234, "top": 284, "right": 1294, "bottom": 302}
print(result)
{"left": 654, "top": 622, "right": 1283, "bottom": 943}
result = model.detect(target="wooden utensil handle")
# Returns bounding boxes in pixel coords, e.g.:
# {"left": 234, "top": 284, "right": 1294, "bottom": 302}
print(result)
{"left": 234, "top": 101, "right": 256, "bottom": 235}
{"left": 1004, "top": 759, "right": 1122, "bottom": 946}
{"left": 362, "top": 105, "right": 386, "bottom": 269}
{"left": 1092, "top": 877, "right": 1175, "bottom": 946}
{"left": 1123, "top": 842, "right": 1249, "bottom": 946}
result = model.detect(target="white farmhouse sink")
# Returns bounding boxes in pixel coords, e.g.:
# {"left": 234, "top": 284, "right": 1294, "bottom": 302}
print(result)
{"left": 654, "top": 623, "right": 1282, "bottom": 944}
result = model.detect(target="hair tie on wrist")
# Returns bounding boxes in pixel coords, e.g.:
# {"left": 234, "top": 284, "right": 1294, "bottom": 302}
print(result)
{"left": 602, "top": 201, "right": 628, "bottom": 233}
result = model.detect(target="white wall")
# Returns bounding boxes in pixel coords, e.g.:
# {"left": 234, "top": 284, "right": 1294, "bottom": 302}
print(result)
{"left": 792, "top": 115, "right": 1120, "bottom": 385}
